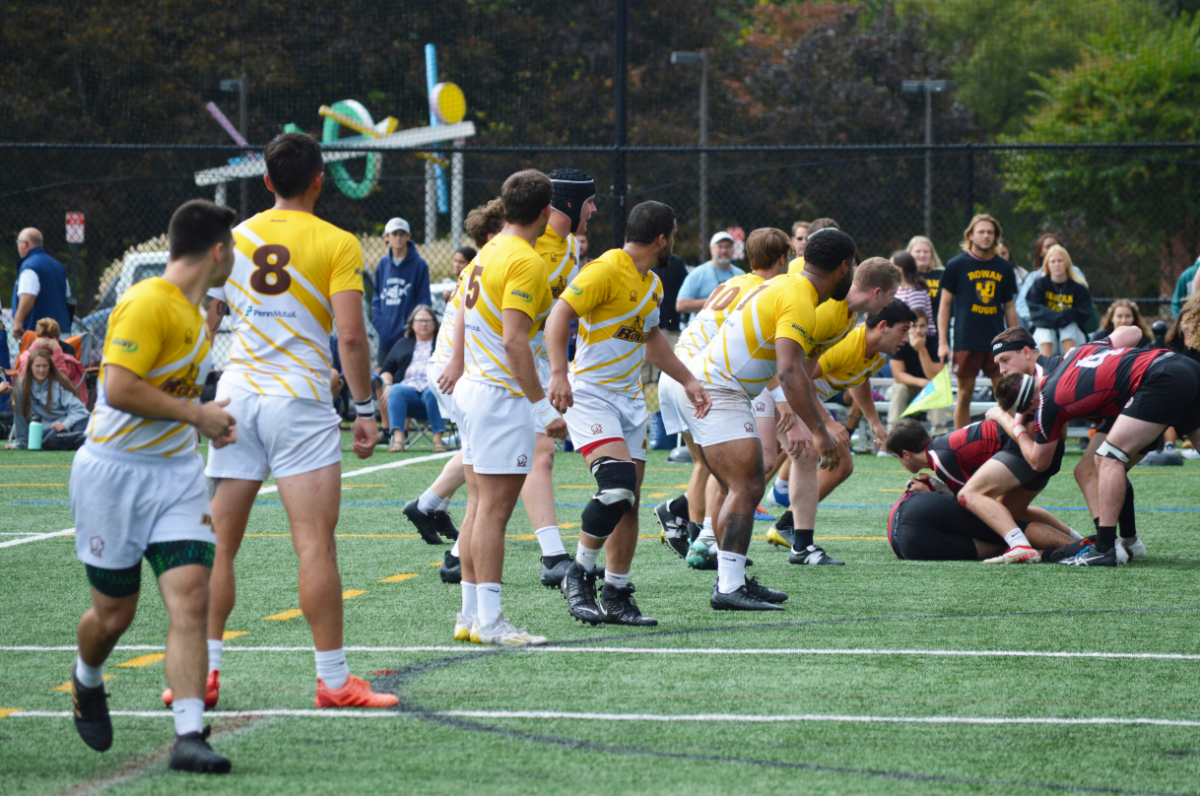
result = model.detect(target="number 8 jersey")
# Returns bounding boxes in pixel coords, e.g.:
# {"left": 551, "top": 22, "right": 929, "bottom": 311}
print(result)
{"left": 209, "top": 209, "right": 364, "bottom": 403}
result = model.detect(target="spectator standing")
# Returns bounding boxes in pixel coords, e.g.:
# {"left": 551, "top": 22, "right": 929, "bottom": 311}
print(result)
{"left": 791, "top": 220, "right": 810, "bottom": 258}
{"left": 380, "top": 305, "right": 445, "bottom": 453}
{"left": 1093, "top": 299, "right": 1152, "bottom": 342}
{"left": 11, "top": 228, "right": 71, "bottom": 338}
{"left": 675, "top": 231, "right": 744, "bottom": 320}
{"left": 1170, "top": 255, "right": 1200, "bottom": 317}
{"left": 1026, "top": 245, "right": 1094, "bottom": 357}
{"left": 7, "top": 347, "right": 88, "bottom": 450}
{"left": 372, "top": 218, "right": 431, "bottom": 366}
{"left": 886, "top": 308, "right": 943, "bottom": 431}
{"left": 891, "top": 250, "right": 932, "bottom": 321}
{"left": 936, "top": 213, "right": 1019, "bottom": 429}
{"left": 17, "top": 318, "right": 87, "bottom": 406}
{"left": 906, "top": 235, "right": 949, "bottom": 434}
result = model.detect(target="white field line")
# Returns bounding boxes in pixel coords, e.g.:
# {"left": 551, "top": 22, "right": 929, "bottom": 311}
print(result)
{"left": 3, "top": 452, "right": 454, "bottom": 549}
{"left": 4, "top": 645, "right": 1200, "bottom": 661}
{"left": 7, "top": 709, "right": 1200, "bottom": 728}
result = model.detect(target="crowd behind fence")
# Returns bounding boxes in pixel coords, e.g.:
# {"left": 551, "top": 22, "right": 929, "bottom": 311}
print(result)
{"left": 2, "top": 142, "right": 1197, "bottom": 371}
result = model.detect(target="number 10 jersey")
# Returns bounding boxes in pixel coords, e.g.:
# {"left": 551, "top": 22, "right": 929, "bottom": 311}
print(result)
{"left": 210, "top": 209, "right": 364, "bottom": 404}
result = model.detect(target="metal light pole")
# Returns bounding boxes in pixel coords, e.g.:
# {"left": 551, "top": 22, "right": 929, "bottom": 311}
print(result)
{"left": 902, "top": 79, "right": 956, "bottom": 238}
{"left": 220, "top": 78, "right": 249, "bottom": 220}
{"left": 671, "top": 50, "right": 709, "bottom": 259}
{"left": 612, "top": 0, "right": 629, "bottom": 248}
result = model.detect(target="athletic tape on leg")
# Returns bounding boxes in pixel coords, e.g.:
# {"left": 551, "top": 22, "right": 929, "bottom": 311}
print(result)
{"left": 580, "top": 457, "right": 636, "bottom": 540}
{"left": 1097, "top": 440, "right": 1130, "bottom": 464}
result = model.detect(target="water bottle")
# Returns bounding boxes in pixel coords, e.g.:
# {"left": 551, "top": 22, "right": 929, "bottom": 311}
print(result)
{"left": 28, "top": 421, "right": 43, "bottom": 450}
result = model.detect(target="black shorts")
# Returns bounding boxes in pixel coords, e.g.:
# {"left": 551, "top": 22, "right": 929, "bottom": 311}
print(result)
{"left": 1123, "top": 357, "right": 1200, "bottom": 436}
{"left": 993, "top": 437, "right": 1064, "bottom": 493}
{"left": 887, "top": 491, "right": 1015, "bottom": 561}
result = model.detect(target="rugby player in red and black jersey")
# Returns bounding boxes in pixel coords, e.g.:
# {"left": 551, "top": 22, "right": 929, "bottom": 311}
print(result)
{"left": 995, "top": 328, "right": 1200, "bottom": 565}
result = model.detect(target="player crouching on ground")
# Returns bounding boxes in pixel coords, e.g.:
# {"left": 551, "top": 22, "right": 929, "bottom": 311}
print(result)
{"left": 69, "top": 200, "right": 237, "bottom": 773}
{"left": 545, "top": 201, "right": 711, "bottom": 626}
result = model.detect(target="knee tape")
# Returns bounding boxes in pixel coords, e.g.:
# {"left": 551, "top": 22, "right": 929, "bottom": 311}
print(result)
{"left": 580, "top": 457, "right": 637, "bottom": 539}
{"left": 1096, "top": 440, "right": 1130, "bottom": 464}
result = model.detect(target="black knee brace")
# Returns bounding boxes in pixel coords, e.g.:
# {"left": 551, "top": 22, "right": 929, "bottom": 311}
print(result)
{"left": 580, "top": 457, "right": 637, "bottom": 540}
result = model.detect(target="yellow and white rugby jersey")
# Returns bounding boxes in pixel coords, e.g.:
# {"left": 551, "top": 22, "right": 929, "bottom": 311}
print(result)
{"left": 674, "top": 272, "right": 765, "bottom": 364}
{"left": 430, "top": 265, "right": 470, "bottom": 366}
{"left": 562, "top": 248, "right": 662, "bottom": 395}
{"left": 88, "top": 277, "right": 211, "bottom": 458}
{"left": 786, "top": 255, "right": 805, "bottom": 275}
{"left": 210, "top": 209, "right": 363, "bottom": 403}
{"left": 462, "top": 234, "right": 552, "bottom": 396}
{"left": 812, "top": 323, "right": 885, "bottom": 399}
{"left": 809, "top": 299, "right": 862, "bottom": 359}
{"left": 529, "top": 225, "right": 578, "bottom": 361}
{"left": 690, "top": 273, "right": 819, "bottom": 397}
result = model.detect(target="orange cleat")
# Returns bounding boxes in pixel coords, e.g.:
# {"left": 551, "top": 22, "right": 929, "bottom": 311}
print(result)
{"left": 162, "top": 670, "right": 220, "bottom": 709}
{"left": 314, "top": 675, "right": 399, "bottom": 708}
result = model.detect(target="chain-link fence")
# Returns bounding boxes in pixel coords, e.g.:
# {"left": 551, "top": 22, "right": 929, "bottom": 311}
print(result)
{"left": 3, "top": 142, "right": 1198, "bottom": 369}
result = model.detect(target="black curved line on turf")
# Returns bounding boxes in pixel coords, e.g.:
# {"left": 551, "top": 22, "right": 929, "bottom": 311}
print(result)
{"left": 373, "top": 605, "right": 1200, "bottom": 796}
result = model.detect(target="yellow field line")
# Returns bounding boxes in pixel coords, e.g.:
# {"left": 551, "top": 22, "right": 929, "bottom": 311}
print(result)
{"left": 379, "top": 573, "right": 418, "bottom": 583}
{"left": 116, "top": 653, "right": 165, "bottom": 668}
{"left": 223, "top": 631, "right": 247, "bottom": 641}
{"left": 263, "top": 609, "right": 304, "bottom": 621}
{"left": 0, "top": 708, "right": 24, "bottom": 719}
{"left": 342, "top": 590, "right": 367, "bottom": 599}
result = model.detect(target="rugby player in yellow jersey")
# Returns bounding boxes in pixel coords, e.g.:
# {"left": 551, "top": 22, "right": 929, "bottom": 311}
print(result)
{"left": 687, "top": 228, "right": 860, "bottom": 610}
{"left": 522, "top": 169, "right": 597, "bottom": 587}
{"left": 653, "top": 228, "right": 792, "bottom": 557}
{"left": 69, "top": 200, "right": 237, "bottom": 772}
{"left": 197, "top": 133, "right": 396, "bottom": 708}
{"left": 442, "top": 169, "right": 567, "bottom": 646}
{"left": 544, "top": 201, "right": 711, "bottom": 625}
{"left": 768, "top": 252, "right": 900, "bottom": 562}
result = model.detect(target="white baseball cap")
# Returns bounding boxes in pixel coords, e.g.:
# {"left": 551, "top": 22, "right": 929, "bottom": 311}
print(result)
{"left": 384, "top": 218, "right": 411, "bottom": 235}
{"left": 710, "top": 231, "right": 734, "bottom": 247}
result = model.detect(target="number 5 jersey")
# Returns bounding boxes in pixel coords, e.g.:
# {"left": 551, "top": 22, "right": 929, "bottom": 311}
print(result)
{"left": 208, "top": 209, "right": 364, "bottom": 403}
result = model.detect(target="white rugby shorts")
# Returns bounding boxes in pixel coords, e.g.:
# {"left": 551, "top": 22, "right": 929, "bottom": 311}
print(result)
{"left": 72, "top": 444, "right": 214, "bottom": 570}
{"left": 426, "top": 360, "right": 457, "bottom": 424}
{"left": 687, "top": 384, "right": 760, "bottom": 448}
{"left": 657, "top": 371, "right": 691, "bottom": 437}
{"left": 456, "top": 377, "right": 537, "bottom": 474}
{"left": 564, "top": 378, "right": 648, "bottom": 461}
{"left": 205, "top": 379, "right": 341, "bottom": 481}
{"left": 752, "top": 390, "right": 775, "bottom": 419}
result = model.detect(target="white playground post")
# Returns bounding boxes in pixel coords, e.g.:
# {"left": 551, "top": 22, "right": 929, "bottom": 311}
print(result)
{"left": 450, "top": 140, "right": 464, "bottom": 251}
{"left": 425, "top": 160, "right": 437, "bottom": 248}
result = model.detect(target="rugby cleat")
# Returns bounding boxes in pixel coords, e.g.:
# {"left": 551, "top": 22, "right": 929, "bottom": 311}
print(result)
{"left": 432, "top": 511, "right": 459, "bottom": 541}
{"left": 1057, "top": 545, "right": 1118, "bottom": 567}
{"left": 662, "top": 531, "right": 691, "bottom": 559}
{"left": 71, "top": 668, "right": 113, "bottom": 752}
{"left": 744, "top": 576, "right": 788, "bottom": 604}
{"left": 453, "top": 612, "right": 474, "bottom": 642}
{"left": 471, "top": 614, "right": 548, "bottom": 646}
{"left": 685, "top": 538, "right": 718, "bottom": 570}
{"left": 1041, "top": 539, "right": 1091, "bottom": 563}
{"left": 314, "top": 675, "right": 399, "bottom": 708}
{"left": 162, "top": 669, "right": 220, "bottom": 709}
{"left": 169, "top": 726, "right": 231, "bottom": 774}
{"left": 766, "top": 526, "right": 796, "bottom": 549}
{"left": 982, "top": 545, "right": 1041, "bottom": 564}
{"left": 561, "top": 562, "right": 602, "bottom": 625}
{"left": 754, "top": 504, "right": 775, "bottom": 522}
{"left": 539, "top": 554, "right": 573, "bottom": 589}
{"left": 710, "top": 582, "right": 785, "bottom": 611}
{"left": 598, "top": 583, "right": 658, "bottom": 626}
{"left": 770, "top": 481, "right": 789, "bottom": 508}
{"left": 1117, "top": 536, "right": 1147, "bottom": 560}
{"left": 439, "top": 550, "right": 461, "bottom": 584}
{"left": 654, "top": 499, "right": 687, "bottom": 537}
{"left": 686, "top": 521, "right": 702, "bottom": 544}
{"left": 789, "top": 545, "right": 845, "bottom": 565}
{"left": 402, "top": 500, "right": 445, "bottom": 545}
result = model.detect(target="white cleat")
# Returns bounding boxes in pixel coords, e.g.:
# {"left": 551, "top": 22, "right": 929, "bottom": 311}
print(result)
{"left": 470, "top": 614, "right": 548, "bottom": 647}
{"left": 453, "top": 612, "right": 475, "bottom": 642}
{"left": 1117, "top": 536, "right": 1147, "bottom": 561}
{"left": 982, "top": 545, "right": 1041, "bottom": 564}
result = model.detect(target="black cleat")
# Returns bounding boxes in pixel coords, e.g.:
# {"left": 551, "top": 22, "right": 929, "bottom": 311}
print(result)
{"left": 686, "top": 521, "right": 702, "bottom": 544}
{"left": 439, "top": 550, "right": 461, "bottom": 584}
{"left": 1042, "top": 539, "right": 1091, "bottom": 563}
{"left": 540, "top": 554, "right": 573, "bottom": 588}
{"left": 664, "top": 534, "right": 690, "bottom": 559}
{"left": 169, "top": 726, "right": 231, "bottom": 774}
{"left": 744, "top": 575, "right": 788, "bottom": 604}
{"left": 598, "top": 583, "right": 658, "bottom": 626}
{"left": 789, "top": 545, "right": 845, "bottom": 565}
{"left": 1057, "top": 544, "right": 1117, "bottom": 567}
{"left": 403, "top": 500, "right": 445, "bottom": 545}
{"left": 71, "top": 668, "right": 112, "bottom": 752}
{"left": 561, "top": 562, "right": 602, "bottom": 625}
{"left": 710, "top": 582, "right": 785, "bottom": 611}
{"left": 432, "top": 511, "right": 459, "bottom": 541}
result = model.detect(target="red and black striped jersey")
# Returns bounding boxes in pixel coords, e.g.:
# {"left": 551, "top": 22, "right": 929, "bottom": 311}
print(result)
{"left": 926, "top": 420, "right": 1009, "bottom": 492}
{"left": 1034, "top": 340, "right": 1174, "bottom": 444}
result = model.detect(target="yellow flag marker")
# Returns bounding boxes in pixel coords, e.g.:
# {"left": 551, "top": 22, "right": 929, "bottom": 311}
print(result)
{"left": 900, "top": 366, "right": 955, "bottom": 418}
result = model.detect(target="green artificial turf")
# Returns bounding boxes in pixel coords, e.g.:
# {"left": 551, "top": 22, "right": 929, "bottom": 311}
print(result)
{"left": 2, "top": 437, "right": 1199, "bottom": 795}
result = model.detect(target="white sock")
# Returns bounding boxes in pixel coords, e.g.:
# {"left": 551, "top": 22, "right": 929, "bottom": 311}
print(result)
{"left": 450, "top": 539, "right": 461, "bottom": 557}
{"left": 1004, "top": 528, "right": 1032, "bottom": 549}
{"left": 461, "top": 581, "right": 477, "bottom": 617}
{"left": 75, "top": 655, "right": 104, "bottom": 688}
{"left": 417, "top": 489, "right": 442, "bottom": 514}
{"left": 477, "top": 583, "right": 502, "bottom": 627}
{"left": 438, "top": 496, "right": 452, "bottom": 513}
{"left": 716, "top": 551, "right": 747, "bottom": 594}
{"left": 172, "top": 698, "right": 205, "bottom": 736}
{"left": 698, "top": 518, "right": 716, "bottom": 543}
{"left": 604, "top": 570, "right": 629, "bottom": 589}
{"left": 774, "top": 478, "right": 789, "bottom": 497}
{"left": 314, "top": 648, "right": 350, "bottom": 690}
{"left": 207, "top": 639, "right": 223, "bottom": 674}
{"left": 1066, "top": 527, "right": 1084, "bottom": 541}
{"left": 535, "top": 525, "right": 567, "bottom": 557}
{"left": 575, "top": 542, "right": 601, "bottom": 572}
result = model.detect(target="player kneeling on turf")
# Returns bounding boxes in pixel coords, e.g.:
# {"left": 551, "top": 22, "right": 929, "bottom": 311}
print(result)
{"left": 69, "top": 200, "right": 237, "bottom": 773}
